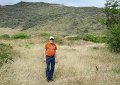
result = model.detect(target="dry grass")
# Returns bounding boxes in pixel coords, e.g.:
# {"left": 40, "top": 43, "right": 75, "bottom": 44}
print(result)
{"left": 0, "top": 28, "right": 120, "bottom": 85}
{"left": 0, "top": 28, "right": 20, "bottom": 35}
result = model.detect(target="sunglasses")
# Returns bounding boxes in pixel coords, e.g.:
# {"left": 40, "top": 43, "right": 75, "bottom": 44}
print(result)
{"left": 50, "top": 39, "right": 54, "bottom": 40}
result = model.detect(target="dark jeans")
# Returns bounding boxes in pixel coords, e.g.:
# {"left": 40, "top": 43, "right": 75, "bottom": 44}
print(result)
{"left": 46, "top": 56, "right": 55, "bottom": 80}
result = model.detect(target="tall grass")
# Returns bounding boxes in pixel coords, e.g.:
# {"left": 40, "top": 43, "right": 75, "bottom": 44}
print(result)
{"left": 0, "top": 40, "right": 120, "bottom": 85}
{"left": 0, "top": 29, "right": 120, "bottom": 85}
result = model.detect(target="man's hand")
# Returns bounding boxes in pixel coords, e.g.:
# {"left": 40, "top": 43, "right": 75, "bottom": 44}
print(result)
{"left": 55, "top": 58, "right": 58, "bottom": 63}
{"left": 44, "top": 58, "right": 46, "bottom": 63}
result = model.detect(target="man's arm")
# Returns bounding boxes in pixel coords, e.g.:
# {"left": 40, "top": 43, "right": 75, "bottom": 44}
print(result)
{"left": 44, "top": 49, "right": 46, "bottom": 62}
{"left": 54, "top": 51, "right": 58, "bottom": 63}
{"left": 54, "top": 51, "right": 57, "bottom": 58}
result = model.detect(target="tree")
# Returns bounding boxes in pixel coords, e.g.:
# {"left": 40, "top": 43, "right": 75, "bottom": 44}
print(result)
{"left": 106, "top": 24, "right": 120, "bottom": 52}
{"left": 104, "top": 0, "right": 120, "bottom": 52}
{"left": 104, "top": 0, "right": 120, "bottom": 29}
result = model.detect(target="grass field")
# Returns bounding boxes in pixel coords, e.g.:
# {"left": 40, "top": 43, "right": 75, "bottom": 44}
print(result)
{"left": 0, "top": 28, "right": 120, "bottom": 85}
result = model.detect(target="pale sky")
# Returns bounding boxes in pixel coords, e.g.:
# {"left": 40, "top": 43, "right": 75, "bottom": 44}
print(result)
{"left": 0, "top": 0, "right": 106, "bottom": 7}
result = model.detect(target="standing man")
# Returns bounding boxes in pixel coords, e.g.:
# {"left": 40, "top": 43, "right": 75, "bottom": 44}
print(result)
{"left": 44, "top": 36, "right": 57, "bottom": 82}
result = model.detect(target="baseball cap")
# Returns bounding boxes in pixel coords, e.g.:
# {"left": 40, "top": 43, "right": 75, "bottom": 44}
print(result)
{"left": 49, "top": 36, "right": 54, "bottom": 40}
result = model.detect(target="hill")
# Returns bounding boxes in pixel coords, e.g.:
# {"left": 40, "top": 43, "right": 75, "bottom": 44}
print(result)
{"left": 0, "top": 1, "right": 105, "bottom": 34}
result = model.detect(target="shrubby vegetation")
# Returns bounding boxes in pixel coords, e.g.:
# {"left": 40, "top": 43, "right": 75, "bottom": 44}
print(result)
{"left": 0, "top": 33, "right": 31, "bottom": 39}
{"left": 65, "top": 34, "right": 106, "bottom": 43}
{"left": 0, "top": 34, "right": 10, "bottom": 39}
{"left": 106, "top": 24, "right": 120, "bottom": 52}
{"left": 11, "top": 33, "right": 31, "bottom": 39}
{"left": 0, "top": 43, "right": 14, "bottom": 66}
{"left": 83, "top": 33, "right": 106, "bottom": 43}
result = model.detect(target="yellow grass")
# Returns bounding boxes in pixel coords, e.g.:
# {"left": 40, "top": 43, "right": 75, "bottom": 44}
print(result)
{"left": 0, "top": 28, "right": 120, "bottom": 85}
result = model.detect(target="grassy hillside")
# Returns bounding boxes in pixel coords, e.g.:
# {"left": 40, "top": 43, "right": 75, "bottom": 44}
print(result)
{"left": 0, "top": 28, "right": 120, "bottom": 85}
{"left": 0, "top": 29, "right": 120, "bottom": 85}
{"left": 0, "top": 1, "right": 105, "bottom": 35}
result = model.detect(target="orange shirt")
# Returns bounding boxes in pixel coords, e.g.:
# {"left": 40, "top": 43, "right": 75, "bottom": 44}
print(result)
{"left": 45, "top": 42, "right": 57, "bottom": 56}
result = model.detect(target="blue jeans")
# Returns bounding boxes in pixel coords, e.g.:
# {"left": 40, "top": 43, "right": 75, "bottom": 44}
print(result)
{"left": 46, "top": 56, "right": 55, "bottom": 80}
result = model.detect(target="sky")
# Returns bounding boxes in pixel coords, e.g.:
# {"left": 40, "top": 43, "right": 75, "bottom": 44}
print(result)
{"left": 0, "top": 0, "right": 106, "bottom": 7}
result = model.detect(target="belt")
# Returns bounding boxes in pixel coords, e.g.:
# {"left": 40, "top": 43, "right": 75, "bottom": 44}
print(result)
{"left": 46, "top": 55, "right": 54, "bottom": 58}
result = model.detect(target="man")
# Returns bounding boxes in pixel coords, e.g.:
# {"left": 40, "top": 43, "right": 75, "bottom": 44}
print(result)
{"left": 44, "top": 36, "right": 58, "bottom": 82}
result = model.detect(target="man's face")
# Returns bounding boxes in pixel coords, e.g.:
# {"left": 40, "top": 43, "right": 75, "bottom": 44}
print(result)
{"left": 49, "top": 39, "right": 54, "bottom": 43}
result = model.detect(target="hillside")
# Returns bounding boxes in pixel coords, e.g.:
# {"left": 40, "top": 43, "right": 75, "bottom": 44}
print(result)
{"left": 0, "top": 1, "right": 105, "bottom": 34}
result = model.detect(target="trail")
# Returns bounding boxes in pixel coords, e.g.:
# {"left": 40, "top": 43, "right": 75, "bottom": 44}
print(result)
{"left": 0, "top": 43, "right": 120, "bottom": 85}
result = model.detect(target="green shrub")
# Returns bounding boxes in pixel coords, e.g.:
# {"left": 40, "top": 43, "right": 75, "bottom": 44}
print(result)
{"left": 106, "top": 24, "right": 120, "bottom": 52}
{"left": 83, "top": 33, "right": 106, "bottom": 43}
{"left": 0, "top": 34, "right": 10, "bottom": 39}
{"left": 101, "top": 35, "right": 107, "bottom": 43}
{"left": 0, "top": 43, "right": 14, "bottom": 65}
{"left": 11, "top": 33, "right": 31, "bottom": 39}
{"left": 83, "top": 34, "right": 98, "bottom": 42}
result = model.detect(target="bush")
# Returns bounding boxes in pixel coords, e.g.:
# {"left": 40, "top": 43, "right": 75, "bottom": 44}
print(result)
{"left": 83, "top": 33, "right": 106, "bottom": 43}
{"left": 83, "top": 34, "right": 98, "bottom": 42}
{"left": 0, "top": 43, "right": 14, "bottom": 65}
{"left": 0, "top": 34, "right": 10, "bottom": 39}
{"left": 11, "top": 33, "right": 31, "bottom": 39}
{"left": 106, "top": 24, "right": 120, "bottom": 52}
